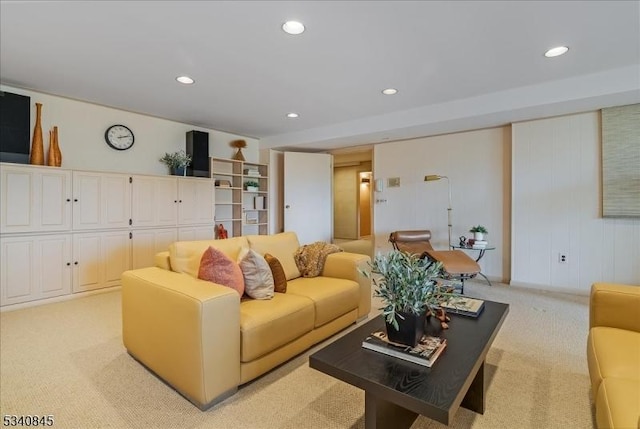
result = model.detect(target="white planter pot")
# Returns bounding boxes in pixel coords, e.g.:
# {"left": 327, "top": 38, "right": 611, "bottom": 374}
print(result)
{"left": 246, "top": 186, "right": 259, "bottom": 192}
{"left": 474, "top": 232, "right": 484, "bottom": 241}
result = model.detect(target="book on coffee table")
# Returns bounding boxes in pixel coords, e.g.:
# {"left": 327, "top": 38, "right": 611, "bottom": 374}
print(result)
{"left": 440, "top": 297, "right": 485, "bottom": 317}
{"left": 362, "top": 330, "right": 447, "bottom": 367}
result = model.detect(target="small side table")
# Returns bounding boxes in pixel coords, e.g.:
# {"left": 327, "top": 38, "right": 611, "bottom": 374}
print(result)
{"left": 451, "top": 244, "right": 495, "bottom": 286}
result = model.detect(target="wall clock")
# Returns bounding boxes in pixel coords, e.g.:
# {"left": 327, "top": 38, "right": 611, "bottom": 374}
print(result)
{"left": 104, "top": 124, "right": 135, "bottom": 150}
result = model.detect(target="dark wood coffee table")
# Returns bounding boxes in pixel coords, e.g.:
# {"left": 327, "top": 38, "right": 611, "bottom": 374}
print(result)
{"left": 309, "top": 300, "right": 509, "bottom": 428}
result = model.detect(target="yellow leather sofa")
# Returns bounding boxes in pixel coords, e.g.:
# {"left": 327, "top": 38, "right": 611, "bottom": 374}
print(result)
{"left": 121, "top": 232, "right": 371, "bottom": 410}
{"left": 587, "top": 283, "right": 640, "bottom": 428}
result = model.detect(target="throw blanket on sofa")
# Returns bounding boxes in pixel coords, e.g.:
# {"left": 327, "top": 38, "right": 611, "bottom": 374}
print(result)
{"left": 294, "top": 242, "right": 343, "bottom": 278}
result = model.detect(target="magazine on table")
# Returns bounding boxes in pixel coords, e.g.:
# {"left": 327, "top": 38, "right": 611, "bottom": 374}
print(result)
{"left": 362, "top": 330, "right": 447, "bottom": 367}
{"left": 440, "top": 296, "right": 485, "bottom": 317}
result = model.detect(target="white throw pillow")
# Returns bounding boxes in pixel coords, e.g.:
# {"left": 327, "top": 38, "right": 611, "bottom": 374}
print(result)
{"left": 238, "top": 248, "right": 274, "bottom": 299}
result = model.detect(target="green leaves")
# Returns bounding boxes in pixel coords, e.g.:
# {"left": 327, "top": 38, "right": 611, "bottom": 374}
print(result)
{"left": 360, "top": 250, "right": 459, "bottom": 329}
{"left": 160, "top": 150, "right": 192, "bottom": 168}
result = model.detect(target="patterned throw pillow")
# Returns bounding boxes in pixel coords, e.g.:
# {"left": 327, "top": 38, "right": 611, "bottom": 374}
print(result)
{"left": 198, "top": 246, "right": 245, "bottom": 296}
{"left": 238, "top": 248, "right": 274, "bottom": 300}
{"left": 264, "top": 253, "right": 287, "bottom": 293}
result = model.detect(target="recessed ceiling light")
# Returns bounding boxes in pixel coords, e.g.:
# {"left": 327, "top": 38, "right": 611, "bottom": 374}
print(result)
{"left": 382, "top": 88, "right": 398, "bottom": 95}
{"left": 544, "top": 46, "right": 569, "bottom": 58}
{"left": 286, "top": 112, "right": 299, "bottom": 118}
{"left": 282, "top": 21, "right": 305, "bottom": 35}
{"left": 176, "top": 76, "right": 195, "bottom": 84}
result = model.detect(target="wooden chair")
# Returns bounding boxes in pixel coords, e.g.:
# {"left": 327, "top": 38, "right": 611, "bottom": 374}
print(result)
{"left": 389, "top": 230, "right": 481, "bottom": 294}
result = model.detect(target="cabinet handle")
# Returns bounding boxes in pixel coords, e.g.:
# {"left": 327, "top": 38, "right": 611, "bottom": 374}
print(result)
{"left": 66, "top": 262, "right": 71, "bottom": 266}
{"left": 174, "top": 200, "right": 177, "bottom": 203}
{"left": 66, "top": 199, "right": 71, "bottom": 202}
{"left": 179, "top": 200, "right": 182, "bottom": 203}
{"left": 74, "top": 261, "right": 78, "bottom": 265}
{"left": 74, "top": 199, "right": 78, "bottom": 202}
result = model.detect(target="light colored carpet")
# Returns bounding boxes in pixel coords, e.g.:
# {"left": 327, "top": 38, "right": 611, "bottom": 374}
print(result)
{"left": 0, "top": 281, "right": 595, "bottom": 428}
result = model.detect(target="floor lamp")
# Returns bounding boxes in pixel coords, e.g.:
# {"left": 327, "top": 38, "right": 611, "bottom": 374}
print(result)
{"left": 424, "top": 175, "right": 452, "bottom": 249}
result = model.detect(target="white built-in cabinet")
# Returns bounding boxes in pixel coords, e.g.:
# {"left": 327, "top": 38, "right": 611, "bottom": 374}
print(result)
{"left": 0, "top": 234, "right": 72, "bottom": 306}
{"left": 0, "top": 165, "right": 72, "bottom": 233}
{"left": 72, "top": 172, "right": 131, "bottom": 230}
{"left": 0, "top": 163, "right": 216, "bottom": 307}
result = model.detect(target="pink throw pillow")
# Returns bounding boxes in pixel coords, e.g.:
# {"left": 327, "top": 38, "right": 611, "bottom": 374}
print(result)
{"left": 198, "top": 246, "right": 245, "bottom": 296}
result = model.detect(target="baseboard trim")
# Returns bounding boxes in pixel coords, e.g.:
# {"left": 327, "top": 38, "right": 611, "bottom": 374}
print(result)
{"left": 508, "top": 281, "right": 589, "bottom": 296}
{"left": 0, "top": 286, "right": 121, "bottom": 312}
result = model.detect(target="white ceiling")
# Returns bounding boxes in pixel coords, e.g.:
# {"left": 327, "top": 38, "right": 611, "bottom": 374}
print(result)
{"left": 1, "top": 1, "right": 639, "bottom": 152}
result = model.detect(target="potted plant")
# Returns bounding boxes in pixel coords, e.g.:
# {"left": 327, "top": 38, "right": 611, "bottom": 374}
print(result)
{"left": 361, "top": 251, "right": 458, "bottom": 346}
{"left": 244, "top": 180, "right": 259, "bottom": 192}
{"left": 160, "top": 150, "right": 192, "bottom": 176}
{"left": 469, "top": 225, "right": 488, "bottom": 241}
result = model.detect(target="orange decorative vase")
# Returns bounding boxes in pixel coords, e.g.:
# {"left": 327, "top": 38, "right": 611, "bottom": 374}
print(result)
{"left": 47, "top": 126, "right": 62, "bottom": 167}
{"left": 29, "top": 103, "right": 45, "bottom": 165}
{"left": 53, "top": 126, "right": 62, "bottom": 167}
{"left": 47, "top": 129, "right": 56, "bottom": 166}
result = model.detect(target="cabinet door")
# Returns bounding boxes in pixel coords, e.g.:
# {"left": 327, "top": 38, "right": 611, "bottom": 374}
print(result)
{"left": 178, "top": 178, "right": 214, "bottom": 225}
{"left": 73, "top": 172, "right": 131, "bottom": 230}
{"left": 155, "top": 177, "right": 178, "bottom": 226}
{"left": 40, "top": 170, "right": 72, "bottom": 231}
{"left": 131, "top": 228, "right": 177, "bottom": 269}
{"left": 0, "top": 234, "right": 72, "bottom": 306}
{"left": 1, "top": 165, "right": 71, "bottom": 234}
{"left": 73, "top": 231, "right": 130, "bottom": 292}
{"left": 131, "top": 176, "right": 177, "bottom": 228}
{"left": 102, "top": 174, "right": 131, "bottom": 229}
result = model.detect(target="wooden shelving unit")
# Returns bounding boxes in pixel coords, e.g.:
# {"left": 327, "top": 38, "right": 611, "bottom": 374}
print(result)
{"left": 211, "top": 157, "right": 269, "bottom": 237}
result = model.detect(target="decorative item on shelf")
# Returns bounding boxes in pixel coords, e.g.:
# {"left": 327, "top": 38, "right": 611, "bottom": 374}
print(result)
{"left": 458, "top": 235, "right": 467, "bottom": 247}
{"left": 216, "top": 224, "right": 228, "bottom": 239}
{"left": 215, "top": 179, "right": 232, "bottom": 188}
{"left": 244, "top": 180, "right": 259, "bottom": 192}
{"left": 47, "top": 126, "right": 62, "bottom": 167}
{"left": 230, "top": 139, "right": 246, "bottom": 161}
{"left": 244, "top": 167, "right": 260, "bottom": 177}
{"left": 469, "top": 225, "right": 488, "bottom": 241}
{"left": 360, "top": 250, "right": 460, "bottom": 347}
{"left": 29, "top": 102, "right": 45, "bottom": 165}
{"left": 47, "top": 129, "right": 56, "bottom": 166}
{"left": 159, "top": 150, "right": 192, "bottom": 176}
{"left": 52, "top": 126, "right": 62, "bottom": 166}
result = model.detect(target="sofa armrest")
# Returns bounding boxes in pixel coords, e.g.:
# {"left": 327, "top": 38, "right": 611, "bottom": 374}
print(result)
{"left": 122, "top": 267, "right": 240, "bottom": 409}
{"left": 590, "top": 282, "right": 640, "bottom": 332}
{"left": 322, "top": 252, "right": 371, "bottom": 319}
{"left": 154, "top": 251, "right": 171, "bottom": 270}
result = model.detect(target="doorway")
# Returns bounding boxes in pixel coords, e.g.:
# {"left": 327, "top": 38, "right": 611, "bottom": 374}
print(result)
{"left": 331, "top": 149, "right": 373, "bottom": 257}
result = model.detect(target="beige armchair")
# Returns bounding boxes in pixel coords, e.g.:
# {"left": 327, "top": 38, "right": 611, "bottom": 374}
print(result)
{"left": 389, "top": 230, "right": 481, "bottom": 294}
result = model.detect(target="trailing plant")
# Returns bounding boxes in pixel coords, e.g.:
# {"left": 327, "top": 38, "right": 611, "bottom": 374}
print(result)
{"left": 469, "top": 225, "right": 488, "bottom": 234}
{"left": 360, "top": 250, "right": 459, "bottom": 330}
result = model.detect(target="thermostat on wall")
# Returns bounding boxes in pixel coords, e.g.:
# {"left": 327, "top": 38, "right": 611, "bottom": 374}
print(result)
{"left": 387, "top": 177, "right": 401, "bottom": 187}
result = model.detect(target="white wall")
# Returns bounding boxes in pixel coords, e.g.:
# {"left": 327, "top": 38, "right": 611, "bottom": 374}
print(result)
{"left": 1, "top": 85, "right": 259, "bottom": 175}
{"left": 373, "top": 127, "right": 510, "bottom": 282}
{"left": 512, "top": 112, "right": 640, "bottom": 292}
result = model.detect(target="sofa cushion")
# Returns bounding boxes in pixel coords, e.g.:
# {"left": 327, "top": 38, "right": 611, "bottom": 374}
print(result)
{"left": 287, "top": 276, "right": 359, "bottom": 327}
{"left": 596, "top": 377, "right": 640, "bottom": 429}
{"left": 238, "top": 248, "right": 274, "bottom": 300}
{"left": 240, "top": 293, "right": 314, "bottom": 362}
{"left": 247, "top": 232, "right": 301, "bottom": 281}
{"left": 169, "top": 237, "right": 249, "bottom": 278}
{"left": 198, "top": 246, "right": 245, "bottom": 296}
{"left": 588, "top": 327, "right": 640, "bottom": 392}
{"left": 265, "top": 253, "right": 287, "bottom": 293}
